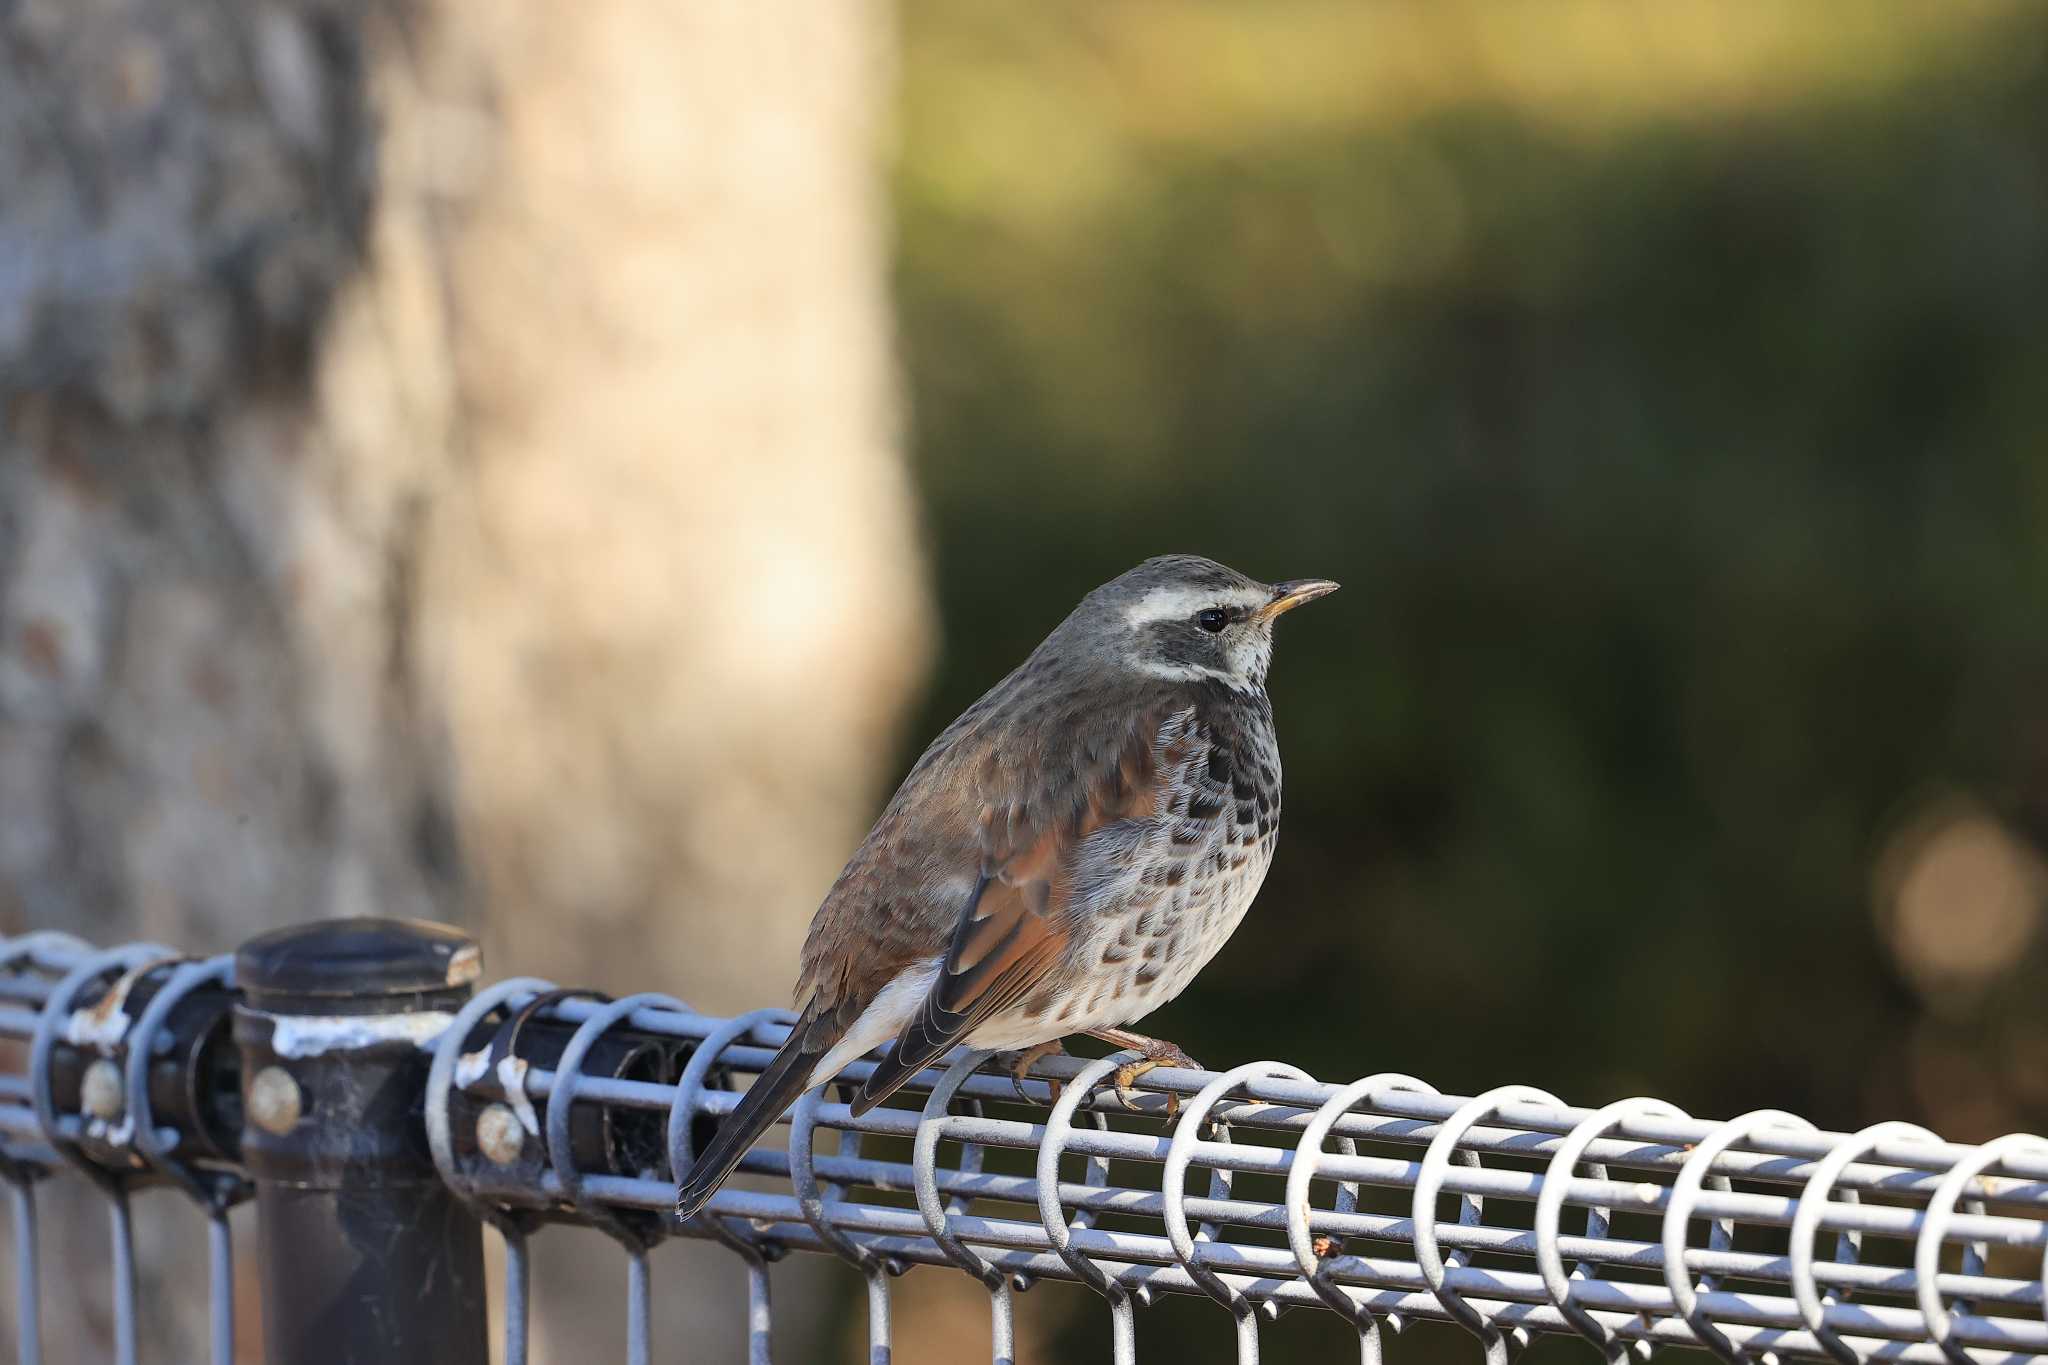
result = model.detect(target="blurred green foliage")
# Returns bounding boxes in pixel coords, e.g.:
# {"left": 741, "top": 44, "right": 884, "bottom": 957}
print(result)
{"left": 891, "top": 4, "right": 2048, "bottom": 1357}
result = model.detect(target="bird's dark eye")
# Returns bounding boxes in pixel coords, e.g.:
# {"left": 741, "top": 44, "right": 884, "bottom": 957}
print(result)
{"left": 1195, "top": 608, "right": 1228, "bottom": 633}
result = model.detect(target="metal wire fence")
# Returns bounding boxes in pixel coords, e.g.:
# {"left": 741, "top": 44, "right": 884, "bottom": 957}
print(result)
{"left": 5, "top": 919, "right": 2048, "bottom": 1365}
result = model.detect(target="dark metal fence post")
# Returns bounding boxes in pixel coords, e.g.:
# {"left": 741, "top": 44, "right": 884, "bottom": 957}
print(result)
{"left": 233, "top": 918, "right": 489, "bottom": 1365}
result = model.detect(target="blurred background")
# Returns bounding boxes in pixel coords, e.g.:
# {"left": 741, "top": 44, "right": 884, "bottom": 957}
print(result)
{"left": 3, "top": 0, "right": 2046, "bottom": 1360}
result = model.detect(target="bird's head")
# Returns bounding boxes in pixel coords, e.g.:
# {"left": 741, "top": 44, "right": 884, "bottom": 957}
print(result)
{"left": 1071, "top": 554, "right": 1339, "bottom": 692}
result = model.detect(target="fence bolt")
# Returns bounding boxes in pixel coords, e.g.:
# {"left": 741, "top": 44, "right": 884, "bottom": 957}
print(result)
{"left": 476, "top": 1102, "right": 525, "bottom": 1165}
{"left": 246, "top": 1066, "right": 301, "bottom": 1136}
{"left": 234, "top": 917, "right": 489, "bottom": 1365}
{"left": 80, "top": 1058, "right": 124, "bottom": 1121}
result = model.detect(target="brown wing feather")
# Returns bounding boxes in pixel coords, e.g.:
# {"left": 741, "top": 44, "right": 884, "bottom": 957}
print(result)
{"left": 848, "top": 876, "right": 1066, "bottom": 1112}
{"left": 849, "top": 704, "right": 1188, "bottom": 1112}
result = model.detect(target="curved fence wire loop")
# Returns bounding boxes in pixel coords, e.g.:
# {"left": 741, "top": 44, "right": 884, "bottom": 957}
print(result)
{"left": 1286, "top": 1071, "right": 1438, "bottom": 1363}
{"left": 1536, "top": 1096, "right": 1691, "bottom": 1365}
{"left": 789, "top": 1084, "right": 882, "bottom": 1272}
{"left": 549, "top": 991, "right": 688, "bottom": 1250}
{"left": 1666, "top": 1108, "right": 1818, "bottom": 1365}
{"left": 1165, "top": 1060, "right": 1317, "bottom": 1364}
{"left": 28, "top": 943, "right": 174, "bottom": 1187}
{"left": 790, "top": 1083, "right": 897, "bottom": 1364}
{"left": 0, "top": 934, "right": 70, "bottom": 1365}
{"left": 670, "top": 1007, "right": 796, "bottom": 1250}
{"left": 669, "top": 1005, "right": 795, "bottom": 1365}
{"left": 120, "top": 954, "right": 241, "bottom": 1365}
{"left": 488, "top": 985, "right": 617, "bottom": 1186}
{"left": 121, "top": 955, "right": 239, "bottom": 1208}
{"left": 551, "top": 991, "right": 699, "bottom": 1365}
{"left": 495, "top": 986, "right": 611, "bottom": 1080}
{"left": 424, "top": 975, "right": 560, "bottom": 1218}
{"left": 1790, "top": 1121, "right": 1946, "bottom": 1365}
{"left": 425, "top": 975, "right": 557, "bottom": 1365}
{"left": 1038, "top": 1051, "right": 1142, "bottom": 1365}
{"left": 1915, "top": 1133, "right": 2048, "bottom": 1365}
{"left": 0, "top": 933, "right": 91, "bottom": 977}
{"left": 915, "top": 1051, "right": 1019, "bottom": 1365}
{"left": 26, "top": 941, "right": 172, "bottom": 1365}
{"left": 1415, "top": 1085, "right": 1564, "bottom": 1365}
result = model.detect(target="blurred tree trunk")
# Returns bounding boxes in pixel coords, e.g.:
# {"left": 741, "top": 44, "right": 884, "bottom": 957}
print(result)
{"left": 0, "top": 0, "right": 922, "bottom": 1358}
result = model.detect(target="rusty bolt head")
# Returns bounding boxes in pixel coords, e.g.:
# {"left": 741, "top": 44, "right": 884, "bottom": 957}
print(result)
{"left": 476, "top": 1102, "right": 526, "bottom": 1166}
{"left": 81, "top": 1058, "right": 125, "bottom": 1121}
{"left": 248, "top": 1065, "right": 303, "bottom": 1136}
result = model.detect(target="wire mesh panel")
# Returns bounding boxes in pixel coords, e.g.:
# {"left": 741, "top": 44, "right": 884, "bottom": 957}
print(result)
{"left": 7, "top": 926, "right": 2048, "bottom": 1365}
{"left": 1, "top": 933, "right": 247, "bottom": 1365}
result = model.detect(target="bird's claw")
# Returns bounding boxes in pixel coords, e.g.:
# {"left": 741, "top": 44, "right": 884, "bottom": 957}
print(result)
{"left": 1005, "top": 1040, "right": 1067, "bottom": 1107}
{"left": 1112, "top": 1059, "right": 1171, "bottom": 1120}
{"left": 1111, "top": 1047, "right": 1199, "bottom": 1125}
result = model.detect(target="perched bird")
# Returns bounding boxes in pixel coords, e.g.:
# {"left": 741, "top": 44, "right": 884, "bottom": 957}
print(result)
{"left": 674, "top": 554, "right": 1337, "bottom": 1220}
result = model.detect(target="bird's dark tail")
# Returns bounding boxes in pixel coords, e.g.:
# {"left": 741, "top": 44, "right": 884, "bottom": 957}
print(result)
{"left": 673, "top": 1004, "right": 839, "bottom": 1222}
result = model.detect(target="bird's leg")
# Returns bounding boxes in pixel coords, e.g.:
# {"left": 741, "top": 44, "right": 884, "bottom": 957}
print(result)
{"left": 999, "top": 1038, "right": 1068, "bottom": 1106}
{"left": 1086, "top": 1028, "right": 1201, "bottom": 1121}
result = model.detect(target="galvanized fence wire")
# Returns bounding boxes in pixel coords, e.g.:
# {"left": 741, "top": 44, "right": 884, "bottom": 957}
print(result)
{"left": 7, "top": 932, "right": 2048, "bottom": 1365}
{"left": 1, "top": 933, "right": 249, "bottom": 1365}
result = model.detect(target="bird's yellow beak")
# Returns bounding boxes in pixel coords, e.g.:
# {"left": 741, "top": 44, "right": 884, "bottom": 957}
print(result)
{"left": 1255, "top": 578, "right": 1341, "bottom": 623}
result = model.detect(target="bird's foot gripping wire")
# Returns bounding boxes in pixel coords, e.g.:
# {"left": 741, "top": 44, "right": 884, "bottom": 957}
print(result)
{"left": 1001, "top": 1039, "right": 1069, "bottom": 1106}
{"left": 1087, "top": 1029, "right": 1201, "bottom": 1123}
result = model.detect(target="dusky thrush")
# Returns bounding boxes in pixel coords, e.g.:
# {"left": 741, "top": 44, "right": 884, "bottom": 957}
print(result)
{"left": 674, "top": 554, "right": 1337, "bottom": 1219}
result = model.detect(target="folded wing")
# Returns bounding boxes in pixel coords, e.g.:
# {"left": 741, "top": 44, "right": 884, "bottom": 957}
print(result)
{"left": 850, "top": 702, "right": 1214, "bottom": 1112}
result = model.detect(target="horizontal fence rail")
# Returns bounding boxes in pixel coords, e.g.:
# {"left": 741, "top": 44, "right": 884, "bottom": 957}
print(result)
{"left": 4, "top": 922, "right": 2047, "bottom": 1365}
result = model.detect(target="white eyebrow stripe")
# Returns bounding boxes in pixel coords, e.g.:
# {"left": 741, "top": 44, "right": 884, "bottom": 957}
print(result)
{"left": 1121, "top": 584, "right": 1268, "bottom": 628}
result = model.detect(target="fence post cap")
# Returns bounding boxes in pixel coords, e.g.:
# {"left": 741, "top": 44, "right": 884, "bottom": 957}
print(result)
{"left": 236, "top": 918, "right": 481, "bottom": 1002}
